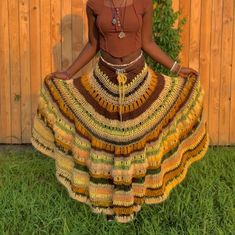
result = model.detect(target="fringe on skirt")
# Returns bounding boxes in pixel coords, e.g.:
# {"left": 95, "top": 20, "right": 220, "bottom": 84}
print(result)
{"left": 31, "top": 54, "right": 210, "bottom": 223}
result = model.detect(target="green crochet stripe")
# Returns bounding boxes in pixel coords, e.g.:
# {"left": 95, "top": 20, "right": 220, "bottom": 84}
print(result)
{"left": 61, "top": 76, "right": 179, "bottom": 133}
{"left": 145, "top": 85, "right": 202, "bottom": 158}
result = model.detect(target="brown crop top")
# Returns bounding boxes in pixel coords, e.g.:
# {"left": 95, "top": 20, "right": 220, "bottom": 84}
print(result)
{"left": 86, "top": 0, "right": 152, "bottom": 57}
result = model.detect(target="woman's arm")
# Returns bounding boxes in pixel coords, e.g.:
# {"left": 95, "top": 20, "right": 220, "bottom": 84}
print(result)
{"left": 52, "top": 4, "right": 100, "bottom": 80}
{"left": 141, "top": 1, "right": 199, "bottom": 78}
{"left": 141, "top": 1, "right": 177, "bottom": 71}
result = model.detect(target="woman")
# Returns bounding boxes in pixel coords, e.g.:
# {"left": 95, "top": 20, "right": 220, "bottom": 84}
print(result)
{"left": 31, "top": 0, "right": 210, "bottom": 223}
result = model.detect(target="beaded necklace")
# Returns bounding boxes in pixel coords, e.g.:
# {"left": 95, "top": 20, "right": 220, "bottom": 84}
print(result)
{"left": 111, "top": 0, "right": 127, "bottom": 38}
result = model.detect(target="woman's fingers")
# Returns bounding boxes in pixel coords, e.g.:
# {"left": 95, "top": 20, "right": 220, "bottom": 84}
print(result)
{"left": 178, "top": 68, "right": 199, "bottom": 79}
{"left": 189, "top": 68, "right": 199, "bottom": 76}
{"left": 50, "top": 72, "right": 69, "bottom": 80}
{"left": 179, "top": 72, "right": 188, "bottom": 79}
{"left": 50, "top": 72, "right": 59, "bottom": 78}
{"left": 183, "top": 68, "right": 199, "bottom": 78}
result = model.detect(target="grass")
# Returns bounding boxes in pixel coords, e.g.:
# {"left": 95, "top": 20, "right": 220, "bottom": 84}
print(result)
{"left": 0, "top": 144, "right": 234, "bottom": 235}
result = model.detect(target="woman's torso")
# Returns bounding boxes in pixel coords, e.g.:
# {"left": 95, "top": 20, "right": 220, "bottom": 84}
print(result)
{"left": 88, "top": 0, "right": 146, "bottom": 66}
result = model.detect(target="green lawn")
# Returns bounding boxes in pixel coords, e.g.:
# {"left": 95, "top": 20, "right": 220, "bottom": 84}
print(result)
{"left": 0, "top": 145, "right": 234, "bottom": 235}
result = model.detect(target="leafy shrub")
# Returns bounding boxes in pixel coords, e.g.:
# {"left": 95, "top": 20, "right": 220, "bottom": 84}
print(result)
{"left": 144, "top": 0, "right": 186, "bottom": 76}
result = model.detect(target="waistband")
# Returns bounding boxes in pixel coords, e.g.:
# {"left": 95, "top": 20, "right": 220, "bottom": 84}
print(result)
{"left": 99, "top": 50, "right": 144, "bottom": 71}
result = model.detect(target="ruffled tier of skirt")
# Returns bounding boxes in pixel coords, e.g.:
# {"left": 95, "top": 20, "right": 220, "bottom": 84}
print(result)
{"left": 31, "top": 56, "right": 210, "bottom": 223}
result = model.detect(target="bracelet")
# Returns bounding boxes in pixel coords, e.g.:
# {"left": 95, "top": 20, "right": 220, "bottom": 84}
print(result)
{"left": 170, "top": 61, "right": 178, "bottom": 72}
{"left": 176, "top": 65, "right": 182, "bottom": 75}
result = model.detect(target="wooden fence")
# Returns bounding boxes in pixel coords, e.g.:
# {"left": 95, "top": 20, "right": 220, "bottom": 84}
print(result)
{"left": 0, "top": 0, "right": 235, "bottom": 145}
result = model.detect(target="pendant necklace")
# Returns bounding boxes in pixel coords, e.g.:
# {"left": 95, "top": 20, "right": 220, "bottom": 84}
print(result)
{"left": 111, "top": 0, "right": 125, "bottom": 25}
{"left": 111, "top": 0, "right": 127, "bottom": 39}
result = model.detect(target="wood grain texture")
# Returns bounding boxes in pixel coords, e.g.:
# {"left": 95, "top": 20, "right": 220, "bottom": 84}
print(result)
{"left": 189, "top": 0, "right": 201, "bottom": 71}
{"left": 79, "top": 0, "right": 94, "bottom": 74}
{"left": 72, "top": 0, "right": 85, "bottom": 77}
{"left": 51, "top": 0, "right": 62, "bottom": 72}
{"left": 199, "top": 0, "right": 212, "bottom": 141}
{"left": 219, "top": 0, "right": 234, "bottom": 144}
{"left": 172, "top": 0, "right": 179, "bottom": 28}
{"left": 0, "top": 0, "right": 235, "bottom": 145}
{"left": 40, "top": 0, "right": 51, "bottom": 85}
{"left": 19, "top": 0, "right": 31, "bottom": 143}
{"left": 8, "top": 0, "right": 21, "bottom": 143}
{"left": 230, "top": 1, "right": 235, "bottom": 144}
{"left": 30, "top": 0, "right": 41, "bottom": 140}
{"left": 61, "top": 0, "right": 72, "bottom": 70}
{"left": 0, "top": 0, "right": 11, "bottom": 143}
{"left": 209, "top": 0, "right": 223, "bottom": 145}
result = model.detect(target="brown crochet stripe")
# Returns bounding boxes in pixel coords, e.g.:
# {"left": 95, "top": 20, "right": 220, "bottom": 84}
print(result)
{"left": 80, "top": 68, "right": 158, "bottom": 115}
{"left": 73, "top": 68, "right": 165, "bottom": 120}
{"left": 42, "top": 74, "right": 199, "bottom": 156}
{"left": 72, "top": 105, "right": 204, "bottom": 185}
{"left": 43, "top": 78, "right": 89, "bottom": 141}
{"left": 57, "top": 174, "right": 137, "bottom": 216}
{"left": 54, "top": 105, "right": 204, "bottom": 192}
{"left": 79, "top": 75, "right": 196, "bottom": 153}
{"left": 42, "top": 68, "right": 196, "bottom": 156}
{"left": 57, "top": 172, "right": 142, "bottom": 215}
{"left": 55, "top": 129, "right": 208, "bottom": 212}
{"left": 145, "top": 130, "right": 208, "bottom": 197}
{"left": 91, "top": 68, "right": 149, "bottom": 98}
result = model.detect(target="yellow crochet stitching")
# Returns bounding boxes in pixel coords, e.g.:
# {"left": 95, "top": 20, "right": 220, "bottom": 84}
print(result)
{"left": 116, "top": 68, "right": 128, "bottom": 122}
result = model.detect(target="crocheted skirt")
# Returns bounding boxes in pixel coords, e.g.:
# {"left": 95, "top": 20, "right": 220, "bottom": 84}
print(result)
{"left": 31, "top": 55, "right": 210, "bottom": 223}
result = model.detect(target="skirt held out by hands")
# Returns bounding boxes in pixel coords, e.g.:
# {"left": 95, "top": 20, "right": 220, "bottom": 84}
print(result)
{"left": 31, "top": 54, "right": 210, "bottom": 223}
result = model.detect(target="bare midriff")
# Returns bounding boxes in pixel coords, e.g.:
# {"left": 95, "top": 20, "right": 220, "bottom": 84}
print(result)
{"left": 100, "top": 48, "right": 142, "bottom": 66}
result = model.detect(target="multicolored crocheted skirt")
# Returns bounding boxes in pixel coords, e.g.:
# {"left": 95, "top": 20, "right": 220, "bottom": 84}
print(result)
{"left": 31, "top": 55, "right": 210, "bottom": 223}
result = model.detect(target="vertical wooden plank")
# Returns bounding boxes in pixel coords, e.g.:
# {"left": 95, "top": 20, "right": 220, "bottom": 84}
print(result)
{"left": 40, "top": 0, "right": 51, "bottom": 84}
{"left": 219, "top": 0, "right": 234, "bottom": 145}
{"left": 61, "top": 0, "right": 72, "bottom": 70}
{"left": 8, "top": 0, "right": 22, "bottom": 143}
{"left": 189, "top": 0, "right": 201, "bottom": 71}
{"left": 82, "top": 0, "right": 88, "bottom": 44}
{"left": 19, "top": 0, "right": 31, "bottom": 143}
{"left": 0, "top": 0, "right": 11, "bottom": 143}
{"left": 172, "top": 0, "right": 179, "bottom": 29}
{"left": 188, "top": 0, "right": 203, "bottom": 138}
{"left": 71, "top": 0, "right": 84, "bottom": 76}
{"left": 209, "top": 0, "right": 223, "bottom": 145}
{"left": 83, "top": 0, "right": 95, "bottom": 71}
{"left": 30, "top": 0, "right": 41, "bottom": 132}
{"left": 229, "top": 1, "right": 235, "bottom": 144}
{"left": 51, "top": 0, "right": 62, "bottom": 72}
{"left": 199, "top": 0, "right": 212, "bottom": 139}
{"left": 179, "top": 0, "right": 191, "bottom": 67}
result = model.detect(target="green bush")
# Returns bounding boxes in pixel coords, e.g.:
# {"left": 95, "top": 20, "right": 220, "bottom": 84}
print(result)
{"left": 144, "top": 0, "right": 186, "bottom": 76}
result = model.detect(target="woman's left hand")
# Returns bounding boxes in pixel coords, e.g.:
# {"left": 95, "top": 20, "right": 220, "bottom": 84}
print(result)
{"left": 177, "top": 67, "right": 199, "bottom": 79}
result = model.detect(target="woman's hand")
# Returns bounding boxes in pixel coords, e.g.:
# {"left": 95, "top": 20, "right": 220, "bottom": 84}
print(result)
{"left": 177, "top": 67, "right": 199, "bottom": 79}
{"left": 49, "top": 71, "right": 72, "bottom": 80}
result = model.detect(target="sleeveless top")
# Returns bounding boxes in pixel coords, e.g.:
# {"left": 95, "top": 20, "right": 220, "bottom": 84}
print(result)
{"left": 86, "top": 0, "right": 152, "bottom": 57}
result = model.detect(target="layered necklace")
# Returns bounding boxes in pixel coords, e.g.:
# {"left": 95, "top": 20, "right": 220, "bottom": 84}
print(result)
{"left": 111, "top": 0, "right": 127, "bottom": 38}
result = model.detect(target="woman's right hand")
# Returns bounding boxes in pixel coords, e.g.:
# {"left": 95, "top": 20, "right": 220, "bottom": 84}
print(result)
{"left": 49, "top": 71, "right": 71, "bottom": 80}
